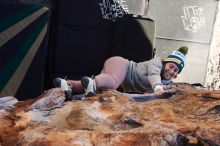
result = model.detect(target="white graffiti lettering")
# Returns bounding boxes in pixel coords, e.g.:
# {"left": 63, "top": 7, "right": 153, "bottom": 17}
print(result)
{"left": 181, "top": 6, "right": 205, "bottom": 33}
{"left": 99, "top": 0, "right": 129, "bottom": 22}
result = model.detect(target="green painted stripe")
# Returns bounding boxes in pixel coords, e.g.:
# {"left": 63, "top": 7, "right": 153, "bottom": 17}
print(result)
{"left": 0, "top": 6, "right": 40, "bottom": 33}
{"left": 0, "top": 16, "right": 48, "bottom": 91}
{"left": 0, "top": 7, "right": 48, "bottom": 47}
{"left": 1, "top": 23, "right": 48, "bottom": 96}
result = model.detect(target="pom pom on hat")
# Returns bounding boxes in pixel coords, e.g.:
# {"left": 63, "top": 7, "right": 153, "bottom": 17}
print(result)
{"left": 164, "top": 46, "right": 188, "bottom": 73}
{"left": 178, "top": 46, "right": 188, "bottom": 55}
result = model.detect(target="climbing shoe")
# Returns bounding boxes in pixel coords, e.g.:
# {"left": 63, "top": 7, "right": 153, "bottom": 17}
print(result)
{"left": 81, "top": 76, "right": 96, "bottom": 97}
{"left": 53, "top": 77, "right": 73, "bottom": 100}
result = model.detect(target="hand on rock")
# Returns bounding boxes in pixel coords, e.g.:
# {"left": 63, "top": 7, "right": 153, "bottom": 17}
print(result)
{"left": 154, "top": 85, "right": 165, "bottom": 96}
{"left": 163, "top": 85, "right": 177, "bottom": 94}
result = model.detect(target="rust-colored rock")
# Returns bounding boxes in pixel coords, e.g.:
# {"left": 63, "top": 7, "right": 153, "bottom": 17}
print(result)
{"left": 1, "top": 83, "right": 220, "bottom": 146}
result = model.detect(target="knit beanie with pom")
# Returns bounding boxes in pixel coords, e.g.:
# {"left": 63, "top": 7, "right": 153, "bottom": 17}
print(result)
{"left": 164, "top": 46, "right": 188, "bottom": 73}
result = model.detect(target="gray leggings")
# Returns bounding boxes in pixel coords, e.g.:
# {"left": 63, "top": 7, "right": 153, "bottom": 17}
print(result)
{"left": 95, "top": 56, "right": 129, "bottom": 90}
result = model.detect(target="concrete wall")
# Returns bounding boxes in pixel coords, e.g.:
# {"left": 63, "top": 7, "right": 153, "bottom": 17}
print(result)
{"left": 109, "top": 0, "right": 219, "bottom": 85}
{"left": 148, "top": 0, "right": 218, "bottom": 84}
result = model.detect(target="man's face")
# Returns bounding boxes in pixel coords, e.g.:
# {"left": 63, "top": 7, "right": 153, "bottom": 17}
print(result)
{"left": 162, "top": 62, "right": 179, "bottom": 80}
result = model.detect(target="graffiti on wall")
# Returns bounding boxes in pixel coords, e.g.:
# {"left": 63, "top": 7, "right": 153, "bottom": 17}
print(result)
{"left": 181, "top": 6, "right": 205, "bottom": 33}
{"left": 99, "top": 0, "right": 129, "bottom": 22}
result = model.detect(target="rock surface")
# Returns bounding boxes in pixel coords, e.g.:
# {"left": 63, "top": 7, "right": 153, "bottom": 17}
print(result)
{"left": 205, "top": 1, "right": 220, "bottom": 90}
{"left": 1, "top": 84, "right": 220, "bottom": 146}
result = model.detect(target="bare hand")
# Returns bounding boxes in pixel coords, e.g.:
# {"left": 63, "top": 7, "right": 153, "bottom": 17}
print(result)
{"left": 154, "top": 85, "right": 164, "bottom": 95}
{"left": 163, "top": 85, "right": 177, "bottom": 94}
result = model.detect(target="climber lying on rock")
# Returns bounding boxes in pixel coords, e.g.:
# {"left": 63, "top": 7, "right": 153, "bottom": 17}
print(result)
{"left": 53, "top": 46, "right": 189, "bottom": 100}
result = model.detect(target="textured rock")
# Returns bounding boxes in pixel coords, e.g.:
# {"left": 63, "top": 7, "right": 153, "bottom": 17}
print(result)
{"left": 205, "top": 2, "right": 220, "bottom": 90}
{"left": 1, "top": 83, "right": 220, "bottom": 146}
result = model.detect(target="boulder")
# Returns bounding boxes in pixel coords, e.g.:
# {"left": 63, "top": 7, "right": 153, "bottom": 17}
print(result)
{"left": 1, "top": 84, "right": 220, "bottom": 146}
